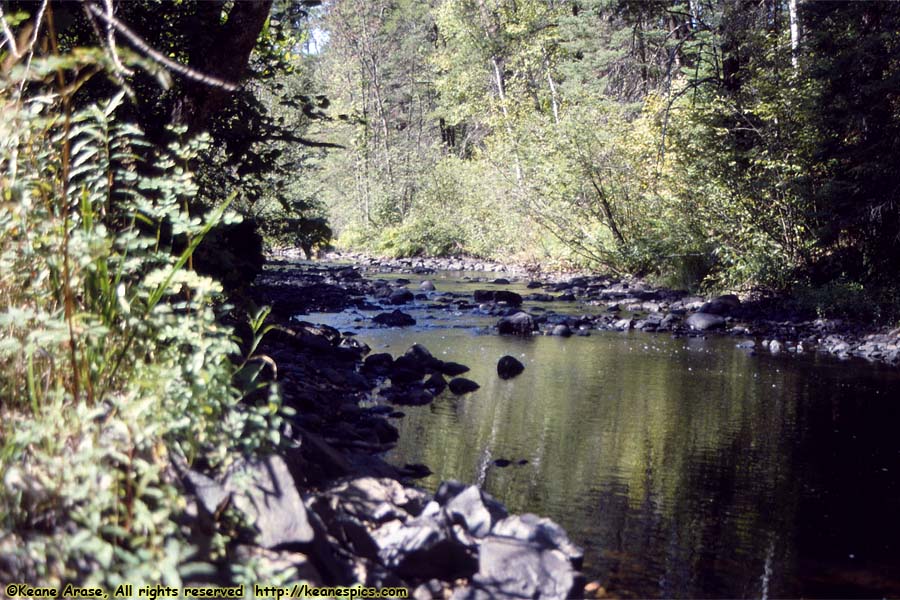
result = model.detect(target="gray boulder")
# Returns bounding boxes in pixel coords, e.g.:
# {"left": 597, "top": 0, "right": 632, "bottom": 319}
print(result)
{"left": 551, "top": 324, "right": 572, "bottom": 337}
{"left": 454, "top": 536, "right": 577, "bottom": 600}
{"left": 497, "top": 312, "right": 535, "bottom": 336}
{"left": 699, "top": 294, "right": 741, "bottom": 316}
{"left": 686, "top": 312, "right": 726, "bottom": 331}
{"left": 183, "top": 455, "right": 316, "bottom": 549}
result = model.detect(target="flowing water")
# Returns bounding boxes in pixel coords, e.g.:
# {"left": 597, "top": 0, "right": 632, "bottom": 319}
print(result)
{"left": 307, "top": 268, "right": 900, "bottom": 598}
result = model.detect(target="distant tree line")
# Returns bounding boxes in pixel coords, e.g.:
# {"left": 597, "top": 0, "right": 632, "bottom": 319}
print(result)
{"left": 311, "top": 0, "right": 900, "bottom": 317}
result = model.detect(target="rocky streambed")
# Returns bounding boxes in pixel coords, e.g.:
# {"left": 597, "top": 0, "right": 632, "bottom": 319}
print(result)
{"left": 174, "top": 254, "right": 900, "bottom": 599}
{"left": 270, "top": 250, "right": 900, "bottom": 366}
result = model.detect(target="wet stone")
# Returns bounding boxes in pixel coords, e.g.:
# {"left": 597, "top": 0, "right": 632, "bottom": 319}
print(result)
{"left": 448, "top": 378, "right": 480, "bottom": 395}
{"left": 496, "top": 355, "right": 525, "bottom": 380}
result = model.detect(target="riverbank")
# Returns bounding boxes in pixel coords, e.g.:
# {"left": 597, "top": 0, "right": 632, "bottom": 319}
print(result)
{"left": 271, "top": 250, "right": 900, "bottom": 367}
{"left": 219, "top": 252, "right": 899, "bottom": 598}
{"left": 223, "top": 258, "right": 591, "bottom": 598}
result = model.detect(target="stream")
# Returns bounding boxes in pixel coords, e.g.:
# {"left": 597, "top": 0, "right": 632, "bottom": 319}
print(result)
{"left": 305, "top": 266, "right": 900, "bottom": 598}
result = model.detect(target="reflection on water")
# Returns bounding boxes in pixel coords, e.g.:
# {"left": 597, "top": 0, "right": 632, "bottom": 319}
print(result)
{"left": 308, "top": 270, "right": 900, "bottom": 598}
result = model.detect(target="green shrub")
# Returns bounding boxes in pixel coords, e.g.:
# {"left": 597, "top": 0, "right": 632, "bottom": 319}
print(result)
{"left": 377, "top": 218, "right": 463, "bottom": 258}
{"left": 792, "top": 279, "right": 894, "bottom": 322}
{"left": 0, "top": 69, "right": 284, "bottom": 585}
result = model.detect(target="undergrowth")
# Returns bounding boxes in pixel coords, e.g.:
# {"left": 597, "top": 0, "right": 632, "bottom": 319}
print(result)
{"left": 0, "top": 44, "right": 286, "bottom": 586}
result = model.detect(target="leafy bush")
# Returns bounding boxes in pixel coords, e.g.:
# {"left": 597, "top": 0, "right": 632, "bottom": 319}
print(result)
{"left": 377, "top": 218, "right": 463, "bottom": 258}
{"left": 0, "top": 70, "right": 284, "bottom": 585}
{"left": 792, "top": 279, "right": 898, "bottom": 322}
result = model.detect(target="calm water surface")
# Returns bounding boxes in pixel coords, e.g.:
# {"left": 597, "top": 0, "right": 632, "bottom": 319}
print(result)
{"left": 308, "top": 269, "right": 900, "bottom": 598}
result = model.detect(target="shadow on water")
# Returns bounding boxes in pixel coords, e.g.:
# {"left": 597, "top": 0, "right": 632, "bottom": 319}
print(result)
{"left": 308, "top": 270, "right": 900, "bottom": 598}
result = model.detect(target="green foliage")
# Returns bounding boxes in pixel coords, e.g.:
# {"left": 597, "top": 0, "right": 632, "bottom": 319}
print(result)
{"left": 0, "top": 68, "right": 284, "bottom": 585}
{"left": 311, "top": 0, "right": 899, "bottom": 302}
{"left": 792, "top": 280, "right": 871, "bottom": 321}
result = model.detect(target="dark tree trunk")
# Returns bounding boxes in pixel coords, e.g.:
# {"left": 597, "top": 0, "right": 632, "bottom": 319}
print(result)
{"left": 173, "top": 0, "right": 274, "bottom": 131}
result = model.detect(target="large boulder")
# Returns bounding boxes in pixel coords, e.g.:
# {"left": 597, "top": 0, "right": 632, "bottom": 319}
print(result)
{"left": 453, "top": 536, "right": 578, "bottom": 600}
{"left": 699, "top": 294, "right": 741, "bottom": 316}
{"left": 496, "top": 356, "right": 525, "bottom": 380}
{"left": 497, "top": 312, "right": 535, "bottom": 336}
{"left": 184, "top": 455, "right": 316, "bottom": 549}
{"left": 372, "top": 517, "right": 477, "bottom": 581}
{"left": 686, "top": 312, "right": 726, "bottom": 331}
{"left": 443, "top": 485, "right": 508, "bottom": 538}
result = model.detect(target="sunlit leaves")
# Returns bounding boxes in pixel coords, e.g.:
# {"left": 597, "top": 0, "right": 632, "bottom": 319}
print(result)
{"left": 1, "top": 81, "right": 283, "bottom": 585}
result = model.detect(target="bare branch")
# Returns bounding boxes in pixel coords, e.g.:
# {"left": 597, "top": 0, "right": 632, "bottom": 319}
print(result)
{"left": 0, "top": 4, "right": 22, "bottom": 59}
{"left": 103, "top": 0, "right": 133, "bottom": 77}
{"left": 84, "top": 2, "right": 239, "bottom": 91}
